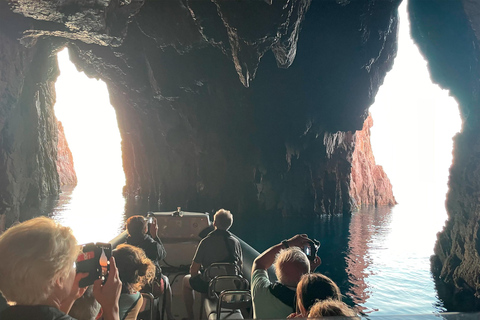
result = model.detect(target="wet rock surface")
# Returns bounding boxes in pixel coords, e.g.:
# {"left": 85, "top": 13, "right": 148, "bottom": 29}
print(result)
{"left": 2, "top": 0, "right": 480, "bottom": 311}
{"left": 350, "top": 115, "right": 396, "bottom": 207}
{"left": 409, "top": 0, "right": 480, "bottom": 310}
{"left": 56, "top": 120, "right": 77, "bottom": 187}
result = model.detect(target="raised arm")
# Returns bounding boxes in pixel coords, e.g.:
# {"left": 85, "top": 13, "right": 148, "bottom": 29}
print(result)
{"left": 251, "top": 234, "right": 313, "bottom": 274}
{"left": 93, "top": 256, "right": 122, "bottom": 320}
{"left": 148, "top": 218, "right": 167, "bottom": 260}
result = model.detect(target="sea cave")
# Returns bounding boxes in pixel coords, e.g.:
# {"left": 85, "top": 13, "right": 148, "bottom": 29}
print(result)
{"left": 0, "top": 0, "right": 479, "bottom": 312}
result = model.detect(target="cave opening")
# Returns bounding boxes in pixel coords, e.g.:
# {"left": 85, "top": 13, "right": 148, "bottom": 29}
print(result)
{"left": 350, "top": 1, "right": 462, "bottom": 314}
{"left": 52, "top": 48, "right": 126, "bottom": 244}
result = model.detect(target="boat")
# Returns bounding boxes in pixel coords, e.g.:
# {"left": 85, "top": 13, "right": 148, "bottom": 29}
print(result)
{"left": 110, "top": 210, "right": 265, "bottom": 320}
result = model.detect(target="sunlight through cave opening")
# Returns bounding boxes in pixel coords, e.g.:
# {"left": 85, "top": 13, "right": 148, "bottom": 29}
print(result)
{"left": 52, "top": 48, "right": 126, "bottom": 244}
{"left": 368, "top": 1, "right": 462, "bottom": 246}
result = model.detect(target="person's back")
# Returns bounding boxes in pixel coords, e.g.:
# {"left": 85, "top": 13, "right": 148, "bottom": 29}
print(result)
{"left": 125, "top": 215, "right": 166, "bottom": 273}
{"left": 250, "top": 234, "right": 322, "bottom": 319}
{"left": 113, "top": 244, "right": 155, "bottom": 320}
{"left": 193, "top": 228, "right": 242, "bottom": 270}
{"left": 182, "top": 209, "right": 242, "bottom": 320}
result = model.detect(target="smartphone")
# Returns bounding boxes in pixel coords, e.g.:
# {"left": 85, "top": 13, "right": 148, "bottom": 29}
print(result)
{"left": 303, "top": 244, "right": 311, "bottom": 256}
{"left": 76, "top": 242, "right": 111, "bottom": 288}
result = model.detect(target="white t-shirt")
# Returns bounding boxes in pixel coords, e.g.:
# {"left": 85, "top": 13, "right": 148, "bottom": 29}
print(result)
{"left": 251, "top": 269, "right": 295, "bottom": 319}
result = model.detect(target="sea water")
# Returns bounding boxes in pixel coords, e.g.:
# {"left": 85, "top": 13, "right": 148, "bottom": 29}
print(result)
{"left": 50, "top": 186, "right": 451, "bottom": 315}
{"left": 233, "top": 200, "right": 449, "bottom": 316}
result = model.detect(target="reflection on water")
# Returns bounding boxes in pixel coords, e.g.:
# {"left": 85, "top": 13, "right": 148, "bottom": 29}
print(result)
{"left": 50, "top": 185, "right": 125, "bottom": 245}
{"left": 345, "top": 204, "right": 447, "bottom": 315}
{"left": 236, "top": 202, "right": 448, "bottom": 315}
{"left": 49, "top": 183, "right": 449, "bottom": 315}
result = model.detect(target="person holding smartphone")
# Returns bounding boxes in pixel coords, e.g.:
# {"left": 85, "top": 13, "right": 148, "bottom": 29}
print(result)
{"left": 125, "top": 215, "right": 174, "bottom": 320}
{"left": 0, "top": 217, "right": 122, "bottom": 320}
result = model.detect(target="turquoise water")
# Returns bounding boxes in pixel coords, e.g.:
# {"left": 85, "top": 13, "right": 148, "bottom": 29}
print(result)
{"left": 233, "top": 202, "right": 448, "bottom": 316}
{"left": 50, "top": 185, "right": 450, "bottom": 315}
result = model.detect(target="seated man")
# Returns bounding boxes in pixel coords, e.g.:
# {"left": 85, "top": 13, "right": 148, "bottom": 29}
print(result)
{"left": 182, "top": 209, "right": 243, "bottom": 320}
{"left": 125, "top": 215, "right": 174, "bottom": 320}
{"left": 251, "top": 234, "right": 321, "bottom": 319}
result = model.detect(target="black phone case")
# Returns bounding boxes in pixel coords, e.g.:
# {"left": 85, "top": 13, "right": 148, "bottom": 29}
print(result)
{"left": 77, "top": 242, "right": 111, "bottom": 288}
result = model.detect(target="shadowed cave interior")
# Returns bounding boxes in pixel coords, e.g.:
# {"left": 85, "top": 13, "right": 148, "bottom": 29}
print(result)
{"left": 0, "top": 0, "right": 480, "bottom": 312}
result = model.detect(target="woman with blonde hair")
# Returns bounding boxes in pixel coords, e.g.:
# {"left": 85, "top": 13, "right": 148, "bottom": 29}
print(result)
{"left": 0, "top": 217, "right": 121, "bottom": 320}
{"left": 288, "top": 273, "right": 342, "bottom": 318}
{"left": 112, "top": 244, "right": 156, "bottom": 320}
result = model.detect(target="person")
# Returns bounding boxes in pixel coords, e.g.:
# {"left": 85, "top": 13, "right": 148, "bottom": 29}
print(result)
{"left": 125, "top": 215, "right": 174, "bottom": 320}
{"left": 251, "top": 234, "right": 321, "bottom": 319}
{"left": 288, "top": 273, "right": 342, "bottom": 318}
{"left": 182, "top": 209, "right": 242, "bottom": 320}
{"left": 69, "top": 286, "right": 101, "bottom": 320}
{"left": 0, "top": 217, "right": 122, "bottom": 320}
{"left": 113, "top": 244, "right": 156, "bottom": 320}
{"left": 307, "top": 299, "right": 357, "bottom": 318}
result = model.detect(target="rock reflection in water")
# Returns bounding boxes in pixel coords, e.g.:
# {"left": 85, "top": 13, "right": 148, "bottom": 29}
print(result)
{"left": 345, "top": 206, "right": 392, "bottom": 313}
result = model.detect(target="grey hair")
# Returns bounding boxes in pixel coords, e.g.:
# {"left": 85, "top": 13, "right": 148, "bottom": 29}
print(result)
{"left": 274, "top": 247, "right": 310, "bottom": 286}
{"left": 214, "top": 209, "right": 233, "bottom": 230}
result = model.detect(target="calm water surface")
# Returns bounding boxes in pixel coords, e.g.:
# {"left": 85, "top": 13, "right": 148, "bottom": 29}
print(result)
{"left": 51, "top": 189, "right": 448, "bottom": 315}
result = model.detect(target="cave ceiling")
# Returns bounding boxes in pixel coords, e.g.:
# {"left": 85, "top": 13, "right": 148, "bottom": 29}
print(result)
{"left": 2, "top": 0, "right": 480, "bottom": 310}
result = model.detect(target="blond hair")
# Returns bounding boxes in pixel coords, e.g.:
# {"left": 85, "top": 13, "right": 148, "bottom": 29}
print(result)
{"left": 0, "top": 217, "right": 78, "bottom": 305}
{"left": 308, "top": 299, "right": 357, "bottom": 318}
{"left": 213, "top": 209, "right": 233, "bottom": 230}
{"left": 274, "top": 247, "right": 310, "bottom": 287}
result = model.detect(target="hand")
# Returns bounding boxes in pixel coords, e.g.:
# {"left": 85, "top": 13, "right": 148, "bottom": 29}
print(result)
{"left": 286, "top": 234, "right": 313, "bottom": 248}
{"left": 287, "top": 312, "right": 303, "bottom": 318}
{"left": 60, "top": 272, "right": 88, "bottom": 314}
{"left": 149, "top": 218, "right": 158, "bottom": 237}
{"left": 93, "top": 256, "right": 121, "bottom": 320}
{"left": 309, "top": 255, "right": 322, "bottom": 272}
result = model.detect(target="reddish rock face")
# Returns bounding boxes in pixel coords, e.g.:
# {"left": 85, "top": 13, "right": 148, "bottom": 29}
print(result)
{"left": 56, "top": 120, "right": 77, "bottom": 187}
{"left": 350, "top": 115, "right": 396, "bottom": 207}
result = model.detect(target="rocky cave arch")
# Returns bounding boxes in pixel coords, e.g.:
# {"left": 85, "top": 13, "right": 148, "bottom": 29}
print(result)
{"left": 0, "top": 0, "right": 479, "bottom": 310}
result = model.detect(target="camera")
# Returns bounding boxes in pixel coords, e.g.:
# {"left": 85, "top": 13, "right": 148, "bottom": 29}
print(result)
{"left": 76, "top": 242, "right": 111, "bottom": 287}
{"left": 146, "top": 212, "right": 155, "bottom": 224}
{"left": 303, "top": 239, "right": 320, "bottom": 261}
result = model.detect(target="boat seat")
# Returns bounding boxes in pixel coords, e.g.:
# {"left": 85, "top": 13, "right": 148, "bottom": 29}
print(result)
{"left": 203, "top": 275, "right": 250, "bottom": 320}
{"left": 204, "top": 296, "right": 244, "bottom": 320}
{"left": 205, "top": 263, "right": 241, "bottom": 281}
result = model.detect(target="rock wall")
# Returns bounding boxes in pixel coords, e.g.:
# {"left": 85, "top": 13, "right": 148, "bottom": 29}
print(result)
{"left": 56, "top": 120, "right": 77, "bottom": 187}
{"left": 350, "top": 114, "right": 396, "bottom": 207}
{"left": 0, "top": 0, "right": 400, "bottom": 223}
{"left": 409, "top": 0, "right": 480, "bottom": 310}
{"left": 0, "top": 2, "right": 63, "bottom": 229}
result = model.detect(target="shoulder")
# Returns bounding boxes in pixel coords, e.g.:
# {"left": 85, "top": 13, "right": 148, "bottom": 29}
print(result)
{"left": 1, "top": 305, "right": 74, "bottom": 320}
{"left": 251, "top": 269, "right": 271, "bottom": 290}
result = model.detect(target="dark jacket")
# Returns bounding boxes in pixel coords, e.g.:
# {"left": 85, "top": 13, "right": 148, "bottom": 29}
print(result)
{"left": 0, "top": 305, "right": 75, "bottom": 320}
{"left": 126, "top": 233, "right": 166, "bottom": 273}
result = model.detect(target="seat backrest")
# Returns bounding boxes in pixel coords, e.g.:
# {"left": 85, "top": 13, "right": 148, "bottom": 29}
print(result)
{"left": 216, "top": 290, "right": 252, "bottom": 320}
{"left": 208, "top": 275, "right": 249, "bottom": 300}
{"left": 137, "top": 292, "right": 155, "bottom": 320}
{"left": 205, "top": 263, "right": 240, "bottom": 281}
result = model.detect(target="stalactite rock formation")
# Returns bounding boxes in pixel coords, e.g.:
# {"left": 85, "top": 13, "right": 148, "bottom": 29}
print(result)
{"left": 2, "top": 0, "right": 480, "bottom": 310}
